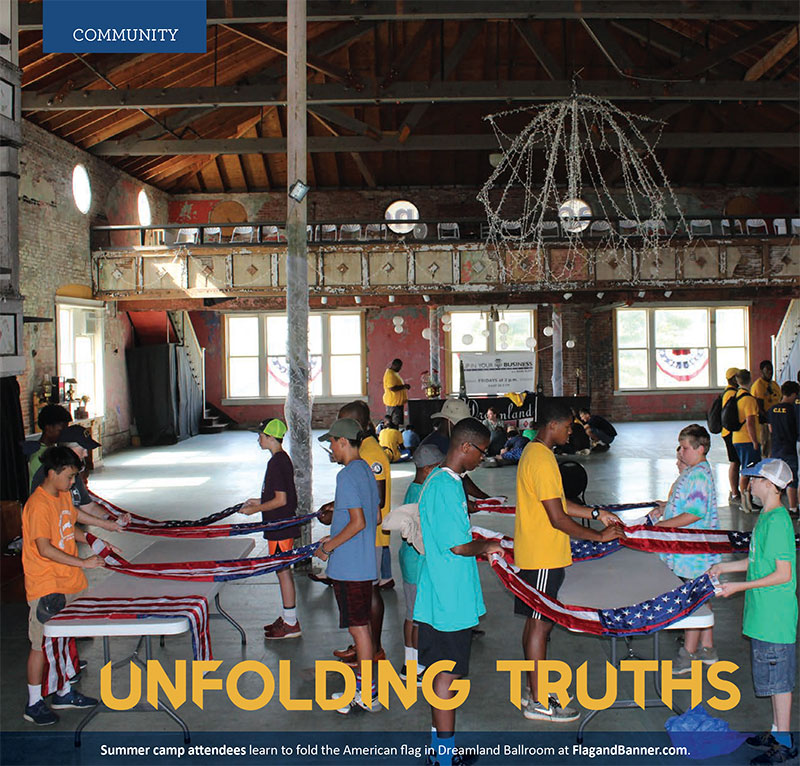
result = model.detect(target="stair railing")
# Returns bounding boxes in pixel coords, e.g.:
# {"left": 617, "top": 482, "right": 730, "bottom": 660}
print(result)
{"left": 772, "top": 298, "right": 799, "bottom": 381}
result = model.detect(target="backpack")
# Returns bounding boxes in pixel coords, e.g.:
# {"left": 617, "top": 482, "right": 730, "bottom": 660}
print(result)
{"left": 721, "top": 389, "right": 751, "bottom": 433}
{"left": 707, "top": 394, "right": 724, "bottom": 434}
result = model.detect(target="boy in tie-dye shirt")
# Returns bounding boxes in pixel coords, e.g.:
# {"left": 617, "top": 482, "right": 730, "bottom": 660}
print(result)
{"left": 652, "top": 424, "right": 721, "bottom": 673}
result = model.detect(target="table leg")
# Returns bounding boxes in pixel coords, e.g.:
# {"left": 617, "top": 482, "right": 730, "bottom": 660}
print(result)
{"left": 214, "top": 593, "right": 247, "bottom": 644}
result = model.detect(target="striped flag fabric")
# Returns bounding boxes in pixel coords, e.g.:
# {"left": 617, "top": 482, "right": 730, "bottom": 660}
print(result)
{"left": 86, "top": 534, "right": 321, "bottom": 582}
{"left": 41, "top": 595, "right": 211, "bottom": 696}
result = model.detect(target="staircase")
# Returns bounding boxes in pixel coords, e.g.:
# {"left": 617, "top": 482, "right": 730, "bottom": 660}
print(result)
{"left": 201, "top": 403, "right": 230, "bottom": 435}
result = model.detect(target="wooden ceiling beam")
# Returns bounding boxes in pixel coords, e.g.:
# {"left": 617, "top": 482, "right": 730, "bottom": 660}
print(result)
{"left": 28, "top": 79, "right": 798, "bottom": 111}
{"left": 92, "top": 131, "right": 800, "bottom": 157}
{"left": 512, "top": 21, "right": 564, "bottom": 80}
{"left": 20, "top": 1, "right": 800, "bottom": 28}
{"left": 745, "top": 24, "right": 800, "bottom": 81}
{"left": 580, "top": 20, "right": 634, "bottom": 74}
{"left": 381, "top": 20, "right": 439, "bottom": 88}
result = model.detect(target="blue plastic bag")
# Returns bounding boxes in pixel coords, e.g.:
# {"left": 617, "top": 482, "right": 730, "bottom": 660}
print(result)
{"left": 665, "top": 704, "right": 750, "bottom": 759}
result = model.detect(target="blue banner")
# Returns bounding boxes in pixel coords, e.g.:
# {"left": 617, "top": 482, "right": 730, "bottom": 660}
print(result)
{"left": 43, "top": 0, "right": 207, "bottom": 53}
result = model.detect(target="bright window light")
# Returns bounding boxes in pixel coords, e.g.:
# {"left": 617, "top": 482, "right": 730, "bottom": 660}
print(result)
{"left": 137, "top": 189, "right": 152, "bottom": 226}
{"left": 385, "top": 199, "right": 419, "bottom": 234}
{"left": 72, "top": 164, "right": 91, "bottom": 214}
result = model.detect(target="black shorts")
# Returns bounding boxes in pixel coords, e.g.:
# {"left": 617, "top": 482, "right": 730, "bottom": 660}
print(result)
{"left": 514, "top": 567, "right": 566, "bottom": 621}
{"left": 722, "top": 433, "right": 739, "bottom": 464}
{"left": 418, "top": 623, "right": 473, "bottom": 676}
{"left": 332, "top": 579, "right": 373, "bottom": 628}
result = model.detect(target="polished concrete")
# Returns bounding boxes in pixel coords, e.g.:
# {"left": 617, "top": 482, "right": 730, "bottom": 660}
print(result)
{"left": 2, "top": 421, "right": 797, "bottom": 742}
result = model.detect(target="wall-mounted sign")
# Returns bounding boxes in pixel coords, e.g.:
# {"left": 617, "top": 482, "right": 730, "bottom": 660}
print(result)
{"left": 459, "top": 352, "right": 535, "bottom": 395}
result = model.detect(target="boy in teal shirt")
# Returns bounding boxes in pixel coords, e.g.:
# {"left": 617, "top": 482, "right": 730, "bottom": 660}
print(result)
{"left": 399, "top": 444, "right": 445, "bottom": 684}
{"left": 711, "top": 458, "right": 797, "bottom": 765}
{"left": 415, "top": 419, "right": 502, "bottom": 766}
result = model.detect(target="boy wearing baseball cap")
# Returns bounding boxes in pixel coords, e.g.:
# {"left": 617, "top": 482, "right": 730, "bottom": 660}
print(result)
{"left": 710, "top": 459, "right": 797, "bottom": 765}
{"left": 242, "top": 419, "right": 302, "bottom": 639}
{"left": 314, "top": 418, "right": 381, "bottom": 713}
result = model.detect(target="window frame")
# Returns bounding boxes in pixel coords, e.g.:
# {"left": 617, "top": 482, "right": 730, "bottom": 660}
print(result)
{"left": 222, "top": 311, "right": 366, "bottom": 404}
{"left": 55, "top": 297, "right": 105, "bottom": 418}
{"left": 444, "top": 305, "right": 538, "bottom": 395}
{"left": 613, "top": 302, "right": 750, "bottom": 394}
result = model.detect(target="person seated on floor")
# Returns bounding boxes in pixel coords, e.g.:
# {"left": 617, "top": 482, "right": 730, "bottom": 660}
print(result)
{"left": 555, "top": 412, "right": 592, "bottom": 456}
{"left": 482, "top": 407, "right": 507, "bottom": 456}
{"left": 403, "top": 424, "right": 420, "bottom": 454}
{"left": 375, "top": 416, "right": 391, "bottom": 435}
{"left": 578, "top": 408, "right": 617, "bottom": 452}
{"left": 378, "top": 420, "right": 411, "bottom": 463}
{"left": 486, "top": 426, "right": 531, "bottom": 467}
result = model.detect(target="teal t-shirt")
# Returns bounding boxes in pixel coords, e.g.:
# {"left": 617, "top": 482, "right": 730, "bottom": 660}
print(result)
{"left": 414, "top": 467, "right": 486, "bottom": 632}
{"left": 399, "top": 481, "right": 423, "bottom": 585}
{"left": 743, "top": 506, "right": 797, "bottom": 644}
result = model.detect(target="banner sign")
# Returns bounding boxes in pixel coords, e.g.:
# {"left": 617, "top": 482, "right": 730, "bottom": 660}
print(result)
{"left": 43, "top": 0, "right": 207, "bottom": 53}
{"left": 459, "top": 353, "right": 535, "bottom": 395}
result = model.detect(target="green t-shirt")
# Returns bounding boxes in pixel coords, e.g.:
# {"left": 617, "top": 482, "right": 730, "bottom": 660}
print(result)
{"left": 743, "top": 506, "right": 797, "bottom": 645}
{"left": 414, "top": 467, "right": 485, "bottom": 632}
{"left": 28, "top": 442, "right": 47, "bottom": 489}
{"left": 399, "top": 481, "right": 423, "bottom": 586}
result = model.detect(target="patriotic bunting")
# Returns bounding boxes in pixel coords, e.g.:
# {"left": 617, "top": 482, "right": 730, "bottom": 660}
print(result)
{"left": 41, "top": 595, "right": 211, "bottom": 696}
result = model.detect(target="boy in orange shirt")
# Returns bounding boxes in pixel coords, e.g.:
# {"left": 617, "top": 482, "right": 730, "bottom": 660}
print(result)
{"left": 22, "top": 447, "right": 117, "bottom": 725}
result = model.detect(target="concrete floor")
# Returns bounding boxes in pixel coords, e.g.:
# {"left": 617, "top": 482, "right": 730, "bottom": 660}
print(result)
{"left": 1, "top": 421, "right": 797, "bottom": 749}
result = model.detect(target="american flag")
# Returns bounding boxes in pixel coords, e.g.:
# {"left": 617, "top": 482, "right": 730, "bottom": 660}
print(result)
{"left": 473, "top": 499, "right": 660, "bottom": 515}
{"left": 88, "top": 491, "right": 321, "bottom": 539}
{"left": 41, "top": 595, "right": 211, "bottom": 696}
{"left": 489, "top": 554, "right": 717, "bottom": 637}
{"left": 86, "top": 534, "right": 321, "bottom": 582}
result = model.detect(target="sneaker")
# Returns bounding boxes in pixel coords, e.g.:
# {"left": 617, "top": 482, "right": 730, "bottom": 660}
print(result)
{"left": 523, "top": 695, "right": 580, "bottom": 722}
{"left": 333, "top": 644, "right": 356, "bottom": 661}
{"left": 699, "top": 646, "right": 719, "bottom": 665}
{"left": 23, "top": 700, "right": 58, "bottom": 725}
{"left": 747, "top": 733, "right": 779, "bottom": 751}
{"left": 672, "top": 646, "right": 701, "bottom": 675}
{"left": 399, "top": 664, "right": 424, "bottom": 686}
{"left": 263, "top": 617, "right": 302, "bottom": 639}
{"left": 750, "top": 743, "right": 798, "bottom": 765}
{"left": 728, "top": 492, "right": 741, "bottom": 505}
{"left": 332, "top": 689, "right": 381, "bottom": 714}
{"left": 577, "top": 449, "right": 591, "bottom": 456}
{"left": 51, "top": 690, "right": 98, "bottom": 709}
{"left": 345, "top": 648, "right": 385, "bottom": 666}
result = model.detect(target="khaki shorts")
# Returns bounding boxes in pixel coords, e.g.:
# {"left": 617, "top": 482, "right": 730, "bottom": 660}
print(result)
{"left": 28, "top": 591, "right": 82, "bottom": 649}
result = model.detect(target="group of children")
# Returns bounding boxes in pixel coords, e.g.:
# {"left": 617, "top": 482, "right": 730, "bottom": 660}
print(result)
{"left": 19, "top": 400, "right": 797, "bottom": 766}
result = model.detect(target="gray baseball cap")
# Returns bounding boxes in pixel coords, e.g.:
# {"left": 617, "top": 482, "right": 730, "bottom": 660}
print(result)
{"left": 413, "top": 443, "right": 446, "bottom": 468}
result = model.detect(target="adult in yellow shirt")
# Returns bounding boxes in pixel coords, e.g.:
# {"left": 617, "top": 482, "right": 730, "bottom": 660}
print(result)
{"left": 383, "top": 358, "right": 410, "bottom": 426}
{"left": 514, "top": 401, "right": 623, "bottom": 723}
{"left": 720, "top": 368, "right": 741, "bottom": 504}
{"left": 751, "top": 360, "right": 781, "bottom": 458}
{"left": 732, "top": 369, "right": 761, "bottom": 513}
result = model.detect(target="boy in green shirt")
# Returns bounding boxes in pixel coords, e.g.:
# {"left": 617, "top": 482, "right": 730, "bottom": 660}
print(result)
{"left": 710, "top": 458, "right": 797, "bottom": 765}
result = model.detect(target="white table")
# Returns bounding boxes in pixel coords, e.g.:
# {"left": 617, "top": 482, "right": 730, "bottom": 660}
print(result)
{"left": 559, "top": 546, "right": 714, "bottom": 741}
{"left": 44, "top": 538, "right": 254, "bottom": 745}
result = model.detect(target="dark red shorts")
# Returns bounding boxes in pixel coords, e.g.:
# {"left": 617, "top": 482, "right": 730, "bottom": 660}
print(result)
{"left": 332, "top": 579, "right": 373, "bottom": 628}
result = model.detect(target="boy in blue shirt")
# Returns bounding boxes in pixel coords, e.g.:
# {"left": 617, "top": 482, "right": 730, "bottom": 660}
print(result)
{"left": 314, "top": 418, "right": 381, "bottom": 714}
{"left": 711, "top": 459, "right": 797, "bottom": 765}
{"left": 416, "top": 419, "right": 503, "bottom": 766}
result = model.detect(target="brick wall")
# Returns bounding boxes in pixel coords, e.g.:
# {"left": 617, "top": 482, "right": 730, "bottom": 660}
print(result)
{"left": 18, "top": 120, "right": 168, "bottom": 449}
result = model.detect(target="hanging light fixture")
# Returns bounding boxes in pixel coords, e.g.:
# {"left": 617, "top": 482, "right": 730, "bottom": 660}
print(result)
{"left": 487, "top": 306, "right": 500, "bottom": 323}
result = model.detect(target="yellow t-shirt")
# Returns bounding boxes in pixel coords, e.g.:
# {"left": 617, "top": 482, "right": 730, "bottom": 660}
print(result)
{"left": 751, "top": 378, "right": 781, "bottom": 415}
{"left": 378, "top": 427, "right": 404, "bottom": 462}
{"left": 358, "top": 435, "right": 392, "bottom": 546}
{"left": 721, "top": 386, "right": 737, "bottom": 438}
{"left": 514, "top": 441, "right": 572, "bottom": 570}
{"left": 732, "top": 389, "right": 759, "bottom": 444}
{"left": 22, "top": 487, "right": 88, "bottom": 601}
{"left": 382, "top": 369, "right": 407, "bottom": 407}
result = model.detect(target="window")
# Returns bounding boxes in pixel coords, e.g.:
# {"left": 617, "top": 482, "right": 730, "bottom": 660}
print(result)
{"left": 57, "top": 301, "right": 104, "bottom": 417}
{"left": 615, "top": 306, "right": 748, "bottom": 391}
{"left": 225, "top": 313, "right": 364, "bottom": 400}
{"left": 137, "top": 189, "right": 151, "bottom": 226}
{"left": 384, "top": 199, "right": 419, "bottom": 234}
{"left": 448, "top": 308, "right": 536, "bottom": 394}
{"left": 72, "top": 164, "right": 91, "bottom": 214}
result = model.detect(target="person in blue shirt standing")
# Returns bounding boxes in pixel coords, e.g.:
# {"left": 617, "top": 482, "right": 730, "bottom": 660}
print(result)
{"left": 415, "top": 418, "right": 503, "bottom": 766}
{"left": 314, "top": 418, "right": 381, "bottom": 714}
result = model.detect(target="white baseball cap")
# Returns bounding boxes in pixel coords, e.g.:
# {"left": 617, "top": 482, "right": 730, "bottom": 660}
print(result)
{"left": 740, "top": 458, "right": 793, "bottom": 489}
{"left": 430, "top": 398, "right": 471, "bottom": 424}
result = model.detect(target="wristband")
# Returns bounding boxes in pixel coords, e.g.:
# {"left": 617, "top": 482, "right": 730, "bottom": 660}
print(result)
{"left": 321, "top": 544, "right": 332, "bottom": 556}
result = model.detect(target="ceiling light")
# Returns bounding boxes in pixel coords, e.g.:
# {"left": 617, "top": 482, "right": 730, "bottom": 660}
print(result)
{"left": 320, "top": 296, "right": 328, "bottom": 305}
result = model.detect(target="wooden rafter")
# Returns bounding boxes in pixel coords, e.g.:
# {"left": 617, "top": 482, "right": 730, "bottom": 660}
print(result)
{"left": 745, "top": 24, "right": 800, "bottom": 81}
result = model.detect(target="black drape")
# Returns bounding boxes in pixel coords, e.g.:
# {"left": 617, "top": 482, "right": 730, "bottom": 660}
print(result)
{"left": 1, "top": 376, "right": 29, "bottom": 501}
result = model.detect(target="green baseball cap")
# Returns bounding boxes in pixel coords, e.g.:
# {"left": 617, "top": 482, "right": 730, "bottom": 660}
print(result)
{"left": 318, "top": 418, "right": 362, "bottom": 443}
{"left": 253, "top": 418, "right": 288, "bottom": 439}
